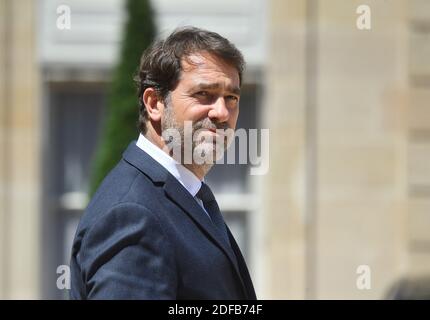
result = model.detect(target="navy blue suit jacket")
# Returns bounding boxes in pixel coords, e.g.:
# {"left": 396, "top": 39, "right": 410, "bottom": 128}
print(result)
{"left": 70, "top": 142, "right": 256, "bottom": 299}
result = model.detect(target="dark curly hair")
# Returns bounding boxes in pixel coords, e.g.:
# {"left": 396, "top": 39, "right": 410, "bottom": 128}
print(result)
{"left": 134, "top": 26, "right": 245, "bottom": 134}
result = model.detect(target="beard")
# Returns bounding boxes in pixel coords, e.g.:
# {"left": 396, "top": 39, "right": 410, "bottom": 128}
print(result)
{"left": 161, "top": 99, "right": 234, "bottom": 166}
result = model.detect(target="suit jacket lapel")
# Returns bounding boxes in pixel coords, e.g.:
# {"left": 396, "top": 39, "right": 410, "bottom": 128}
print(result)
{"left": 163, "top": 175, "right": 244, "bottom": 282}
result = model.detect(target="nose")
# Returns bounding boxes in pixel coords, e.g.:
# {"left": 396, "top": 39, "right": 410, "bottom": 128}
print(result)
{"left": 208, "top": 97, "right": 229, "bottom": 123}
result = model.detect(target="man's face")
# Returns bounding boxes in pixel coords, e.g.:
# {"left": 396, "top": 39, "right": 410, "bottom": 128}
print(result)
{"left": 161, "top": 51, "right": 241, "bottom": 164}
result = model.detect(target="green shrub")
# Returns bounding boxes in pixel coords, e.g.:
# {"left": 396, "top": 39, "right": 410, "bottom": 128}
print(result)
{"left": 89, "top": 0, "right": 155, "bottom": 196}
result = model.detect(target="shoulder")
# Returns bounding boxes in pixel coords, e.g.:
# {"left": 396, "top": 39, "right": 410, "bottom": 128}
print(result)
{"left": 74, "top": 201, "right": 171, "bottom": 274}
{"left": 80, "top": 158, "right": 162, "bottom": 229}
{"left": 71, "top": 201, "right": 177, "bottom": 299}
{"left": 73, "top": 158, "right": 169, "bottom": 258}
{"left": 82, "top": 202, "right": 165, "bottom": 249}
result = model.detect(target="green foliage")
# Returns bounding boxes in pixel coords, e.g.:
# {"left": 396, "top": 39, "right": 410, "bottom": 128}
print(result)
{"left": 88, "top": 0, "right": 155, "bottom": 196}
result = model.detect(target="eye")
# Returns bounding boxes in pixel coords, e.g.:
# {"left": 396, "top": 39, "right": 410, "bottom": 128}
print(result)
{"left": 226, "top": 95, "right": 239, "bottom": 102}
{"left": 194, "top": 91, "right": 215, "bottom": 104}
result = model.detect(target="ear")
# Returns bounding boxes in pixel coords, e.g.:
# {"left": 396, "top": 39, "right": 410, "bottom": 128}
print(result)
{"left": 142, "top": 88, "right": 164, "bottom": 122}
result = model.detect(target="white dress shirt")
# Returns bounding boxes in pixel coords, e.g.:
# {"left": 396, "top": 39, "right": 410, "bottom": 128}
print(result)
{"left": 136, "top": 134, "right": 210, "bottom": 217}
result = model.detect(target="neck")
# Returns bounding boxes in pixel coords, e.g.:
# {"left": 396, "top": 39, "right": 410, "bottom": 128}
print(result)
{"left": 144, "top": 129, "right": 212, "bottom": 181}
{"left": 144, "top": 128, "right": 166, "bottom": 151}
{"left": 183, "top": 163, "right": 213, "bottom": 181}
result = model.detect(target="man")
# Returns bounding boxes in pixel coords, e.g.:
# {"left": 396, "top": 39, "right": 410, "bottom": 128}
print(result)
{"left": 70, "top": 27, "right": 256, "bottom": 299}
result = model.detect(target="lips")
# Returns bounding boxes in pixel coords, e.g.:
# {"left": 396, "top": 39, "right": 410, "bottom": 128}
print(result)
{"left": 204, "top": 128, "right": 225, "bottom": 137}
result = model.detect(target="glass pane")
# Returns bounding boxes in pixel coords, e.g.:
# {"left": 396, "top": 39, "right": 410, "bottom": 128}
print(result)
{"left": 50, "top": 86, "right": 107, "bottom": 195}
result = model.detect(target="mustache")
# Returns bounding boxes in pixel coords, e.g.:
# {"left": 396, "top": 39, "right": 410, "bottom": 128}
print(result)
{"left": 193, "top": 118, "right": 230, "bottom": 131}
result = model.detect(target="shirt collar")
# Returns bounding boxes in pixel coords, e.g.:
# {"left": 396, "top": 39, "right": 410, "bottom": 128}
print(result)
{"left": 135, "top": 133, "right": 202, "bottom": 197}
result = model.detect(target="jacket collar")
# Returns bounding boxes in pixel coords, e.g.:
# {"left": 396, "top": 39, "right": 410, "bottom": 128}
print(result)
{"left": 123, "top": 141, "right": 168, "bottom": 183}
{"left": 136, "top": 134, "right": 201, "bottom": 197}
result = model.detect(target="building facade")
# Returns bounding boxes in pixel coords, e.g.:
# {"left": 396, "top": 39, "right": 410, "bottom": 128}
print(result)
{"left": 0, "top": 0, "right": 429, "bottom": 299}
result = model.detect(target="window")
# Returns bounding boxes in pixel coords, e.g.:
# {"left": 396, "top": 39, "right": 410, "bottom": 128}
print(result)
{"left": 42, "top": 83, "right": 107, "bottom": 298}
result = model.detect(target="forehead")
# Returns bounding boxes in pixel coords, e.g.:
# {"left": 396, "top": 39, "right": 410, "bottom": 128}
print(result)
{"left": 179, "top": 52, "right": 240, "bottom": 89}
